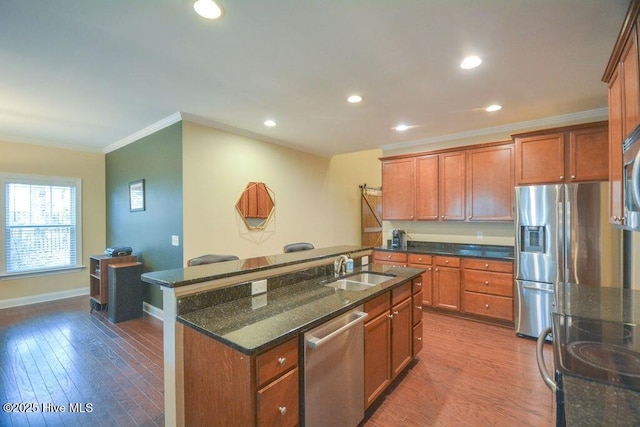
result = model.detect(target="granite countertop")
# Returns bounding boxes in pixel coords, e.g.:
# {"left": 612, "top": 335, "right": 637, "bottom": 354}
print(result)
{"left": 376, "top": 241, "right": 514, "bottom": 261}
{"left": 177, "top": 263, "right": 423, "bottom": 355}
{"left": 141, "top": 245, "right": 370, "bottom": 288}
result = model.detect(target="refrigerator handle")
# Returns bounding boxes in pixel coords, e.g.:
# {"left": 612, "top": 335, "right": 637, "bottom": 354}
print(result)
{"left": 536, "top": 326, "right": 556, "bottom": 393}
{"left": 558, "top": 201, "right": 565, "bottom": 284}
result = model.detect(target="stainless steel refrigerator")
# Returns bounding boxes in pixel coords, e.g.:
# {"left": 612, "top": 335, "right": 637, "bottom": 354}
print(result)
{"left": 514, "top": 182, "right": 622, "bottom": 339}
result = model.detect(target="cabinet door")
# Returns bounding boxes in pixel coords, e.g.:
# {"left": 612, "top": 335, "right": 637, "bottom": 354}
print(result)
{"left": 433, "top": 266, "right": 461, "bottom": 311}
{"left": 466, "top": 143, "right": 514, "bottom": 221}
{"left": 622, "top": 25, "right": 640, "bottom": 138}
{"left": 514, "top": 133, "right": 565, "bottom": 184}
{"left": 415, "top": 154, "right": 439, "bottom": 220}
{"left": 382, "top": 158, "right": 415, "bottom": 220}
{"left": 364, "top": 311, "right": 391, "bottom": 408}
{"left": 568, "top": 126, "right": 609, "bottom": 182}
{"left": 413, "top": 321, "right": 423, "bottom": 357}
{"left": 609, "top": 67, "right": 625, "bottom": 224}
{"left": 390, "top": 297, "right": 412, "bottom": 378}
{"left": 439, "top": 151, "right": 466, "bottom": 220}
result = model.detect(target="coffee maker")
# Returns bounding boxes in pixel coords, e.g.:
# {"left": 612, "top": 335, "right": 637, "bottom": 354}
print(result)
{"left": 391, "top": 229, "right": 407, "bottom": 249}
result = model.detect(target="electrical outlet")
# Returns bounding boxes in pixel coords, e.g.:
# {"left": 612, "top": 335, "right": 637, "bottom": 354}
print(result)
{"left": 476, "top": 231, "right": 484, "bottom": 240}
{"left": 251, "top": 279, "right": 267, "bottom": 295}
{"left": 171, "top": 235, "right": 180, "bottom": 246}
{"left": 361, "top": 255, "right": 369, "bottom": 266}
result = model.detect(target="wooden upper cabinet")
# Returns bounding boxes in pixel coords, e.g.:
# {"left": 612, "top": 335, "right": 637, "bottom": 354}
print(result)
{"left": 609, "top": 68, "right": 625, "bottom": 223}
{"left": 467, "top": 143, "right": 514, "bottom": 221}
{"left": 603, "top": 1, "right": 640, "bottom": 225}
{"left": 439, "top": 151, "right": 466, "bottom": 220}
{"left": 514, "top": 132, "right": 565, "bottom": 185}
{"left": 415, "top": 154, "right": 439, "bottom": 220}
{"left": 568, "top": 126, "right": 609, "bottom": 182}
{"left": 382, "top": 158, "right": 415, "bottom": 220}
{"left": 513, "top": 123, "right": 609, "bottom": 186}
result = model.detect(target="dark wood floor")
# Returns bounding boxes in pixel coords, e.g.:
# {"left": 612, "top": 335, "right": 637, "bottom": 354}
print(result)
{"left": 0, "top": 296, "right": 164, "bottom": 426}
{"left": 0, "top": 297, "right": 554, "bottom": 426}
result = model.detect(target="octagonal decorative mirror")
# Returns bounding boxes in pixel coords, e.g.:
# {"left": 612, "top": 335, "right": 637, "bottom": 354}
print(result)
{"left": 236, "top": 182, "right": 275, "bottom": 230}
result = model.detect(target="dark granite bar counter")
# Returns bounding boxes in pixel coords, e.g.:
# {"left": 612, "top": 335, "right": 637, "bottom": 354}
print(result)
{"left": 376, "top": 241, "right": 514, "bottom": 261}
{"left": 141, "top": 245, "right": 370, "bottom": 288}
{"left": 177, "top": 263, "right": 423, "bottom": 355}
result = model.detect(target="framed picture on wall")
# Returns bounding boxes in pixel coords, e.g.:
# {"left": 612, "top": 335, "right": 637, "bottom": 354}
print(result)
{"left": 129, "top": 179, "right": 145, "bottom": 212}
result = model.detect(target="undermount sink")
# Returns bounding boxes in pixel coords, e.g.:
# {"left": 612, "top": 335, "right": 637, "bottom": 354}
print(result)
{"left": 324, "top": 272, "right": 393, "bottom": 291}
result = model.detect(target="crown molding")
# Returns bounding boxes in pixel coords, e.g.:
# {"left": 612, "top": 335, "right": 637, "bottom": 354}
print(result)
{"left": 380, "top": 108, "right": 608, "bottom": 152}
{"left": 102, "top": 112, "right": 183, "bottom": 154}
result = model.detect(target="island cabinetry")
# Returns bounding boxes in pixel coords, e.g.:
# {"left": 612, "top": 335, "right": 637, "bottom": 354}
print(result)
{"left": 461, "top": 259, "right": 514, "bottom": 322}
{"left": 513, "top": 122, "right": 609, "bottom": 185}
{"left": 432, "top": 256, "right": 461, "bottom": 311}
{"left": 89, "top": 254, "right": 137, "bottom": 306}
{"left": 408, "top": 253, "right": 432, "bottom": 307}
{"left": 466, "top": 143, "right": 514, "bottom": 221}
{"left": 412, "top": 276, "right": 424, "bottom": 357}
{"left": 363, "top": 281, "right": 413, "bottom": 408}
{"left": 603, "top": 1, "right": 640, "bottom": 225}
{"left": 382, "top": 157, "right": 415, "bottom": 220}
{"left": 183, "top": 328, "right": 299, "bottom": 427}
{"left": 373, "top": 251, "right": 408, "bottom": 267}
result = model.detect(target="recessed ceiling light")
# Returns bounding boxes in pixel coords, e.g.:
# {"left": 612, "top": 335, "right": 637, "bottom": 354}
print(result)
{"left": 486, "top": 104, "right": 502, "bottom": 112}
{"left": 193, "top": 0, "right": 224, "bottom": 19}
{"left": 264, "top": 120, "right": 276, "bottom": 127}
{"left": 347, "top": 95, "right": 363, "bottom": 104}
{"left": 394, "top": 124, "right": 410, "bottom": 132}
{"left": 460, "top": 56, "right": 482, "bottom": 69}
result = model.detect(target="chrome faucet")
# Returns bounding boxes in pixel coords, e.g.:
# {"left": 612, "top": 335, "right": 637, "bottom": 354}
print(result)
{"left": 334, "top": 254, "right": 349, "bottom": 277}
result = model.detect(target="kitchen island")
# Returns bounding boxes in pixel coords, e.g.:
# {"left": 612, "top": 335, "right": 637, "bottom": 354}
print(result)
{"left": 141, "top": 245, "right": 424, "bottom": 426}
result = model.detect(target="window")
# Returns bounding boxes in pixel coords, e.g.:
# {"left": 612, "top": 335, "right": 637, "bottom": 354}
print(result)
{"left": 1, "top": 173, "right": 82, "bottom": 277}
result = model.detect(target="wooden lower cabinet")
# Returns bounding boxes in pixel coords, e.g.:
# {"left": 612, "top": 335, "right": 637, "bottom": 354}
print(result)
{"left": 183, "top": 328, "right": 299, "bottom": 427}
{"left": 433, "top": 256, "right": 461, "bottom": 311}
{"left": 364, "top": 281, "right": 415, "bottom": 408}
{"left": 408, "top": 253, "right": 433, "bottom": 307}
{"left": 461, "top": 258, "right": 514, "bottom": 322}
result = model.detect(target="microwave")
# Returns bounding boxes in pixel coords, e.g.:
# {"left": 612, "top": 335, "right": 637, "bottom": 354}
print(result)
{"left": 623, "top": 125, "right": 640, "bottom": 231}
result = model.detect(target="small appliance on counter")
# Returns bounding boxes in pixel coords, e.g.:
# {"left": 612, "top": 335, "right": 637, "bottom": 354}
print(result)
{"left": 391, "top": 229, "right": 407, "bottom": 250}
{"left": 105, "top": 246, "right": 133, "bottom": 257}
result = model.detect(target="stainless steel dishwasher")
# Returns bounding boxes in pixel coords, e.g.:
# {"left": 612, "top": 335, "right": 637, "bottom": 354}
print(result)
{"left": 303, "top": 306, "right": 368, "bottom": 427}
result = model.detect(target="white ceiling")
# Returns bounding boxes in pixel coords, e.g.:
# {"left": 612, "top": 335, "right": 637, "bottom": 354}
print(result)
{"left": 0, "top": 0, "right": 630, "bottom": 157}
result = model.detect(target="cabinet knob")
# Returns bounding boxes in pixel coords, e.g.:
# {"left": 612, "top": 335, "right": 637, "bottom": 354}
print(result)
{"left": 484, "top": 281, "right": 489, "bottom": 286}
{"left": 445, "top": 259, "right": 449, "bottom": 264}
{"left": 416, "top": 305, "right": 423, "bottom": 310}
{"left": 279, "top": 407, "right": 287, "bottom": 415}
{"left": 468, "top": 216, "right": 472, "bottom": 220}
{"left": 393, "top": 310, "right": 399, "bottom": 315}
{"left": 560, "top": 175, "right": 564, "bottom": 180}
{"left": 415, "top": 282, "right": 422, "bottom": 287}
{"left": 435, "top": 268, "right": 439, "bottom": 272}
{"left": 484, "top": 263, "right": 489, "bottom": 268}
{"left": 387, "top": 255, "right": 391, "bottom": 259}
{"left": 277, "top": 357, "right": 286, "bottom": 365}
{"left": 485, "top": 304, "right": 489, "bottom": 309}
{"left": 416, "top": 337, "right": 422, "bottom": 341}
{"left": 388, "top": 314, "right": 394, "bottom": 319}
{"left": 441, "top": 215, "right": 445, "bottom": 219}
{"left": 428, "top": 267, "right": 432, "bottom": 271}
{"left": 571, "top": 175, "right": 576, "bottom": 180}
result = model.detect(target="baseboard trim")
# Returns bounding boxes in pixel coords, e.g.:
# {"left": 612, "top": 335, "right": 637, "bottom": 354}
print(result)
{"left": 0, "top": 287, "right": 89, "bottom": 310}
{"left": 143, "top": 302, "right": 164, "bottom": 322}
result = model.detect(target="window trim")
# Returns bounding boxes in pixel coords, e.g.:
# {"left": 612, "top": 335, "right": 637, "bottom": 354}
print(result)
{"left": 1, "top": 173, "right": 83, "bottom": 279}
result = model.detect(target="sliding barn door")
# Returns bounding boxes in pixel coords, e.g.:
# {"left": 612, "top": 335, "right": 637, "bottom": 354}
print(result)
{"left": 361, "top": 185, "right": 382, "bottom": 247}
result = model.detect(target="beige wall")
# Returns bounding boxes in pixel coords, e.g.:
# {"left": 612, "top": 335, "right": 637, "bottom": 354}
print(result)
{"left": 182, "top": 121, "right": 382, "bottom": 261}
{"left": 0, "top": 140, "right": 106, "bottom": 305}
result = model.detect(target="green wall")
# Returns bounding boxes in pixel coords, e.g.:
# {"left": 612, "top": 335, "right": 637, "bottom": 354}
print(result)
{"left": 105, "top": 122, "right": 183, "bottom": 309}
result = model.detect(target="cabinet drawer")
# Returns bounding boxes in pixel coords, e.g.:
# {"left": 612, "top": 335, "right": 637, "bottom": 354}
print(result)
{"left": 256, "top": 338, "right": 298, "bottom": 387}
{"left": 413, "top": 290, "right": 423, "bottom": 326}
{"left": 408, "top": 253, "right": 432, "bottom": 265}
{"left": 413, "top": 321, "right": 423, "bottom": 357}
{"left": 434, "top": 256, "right": 460, "bottom": 267}
{"left": 463, "top": 292, "right": 513, "bottom": 321}
{"left": 463, "top": 270, "right": 513, "bottom": 297}
{"left": 412, "top": 276, "right": 423, "bottom": 294}
{"left": 257, "top": 367, "right": 299, "bottom": 427}
{"left": 461, "top": 258, "right": 513, "bottom": 273}
{"left": 374, "top": 251, "right": 408, "bottom": 265}
{"left": 392, "top": 282, "right": 412, "bottom": 306}
{"left": 364, "top": 292, "right": 391, "bottom": 320}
